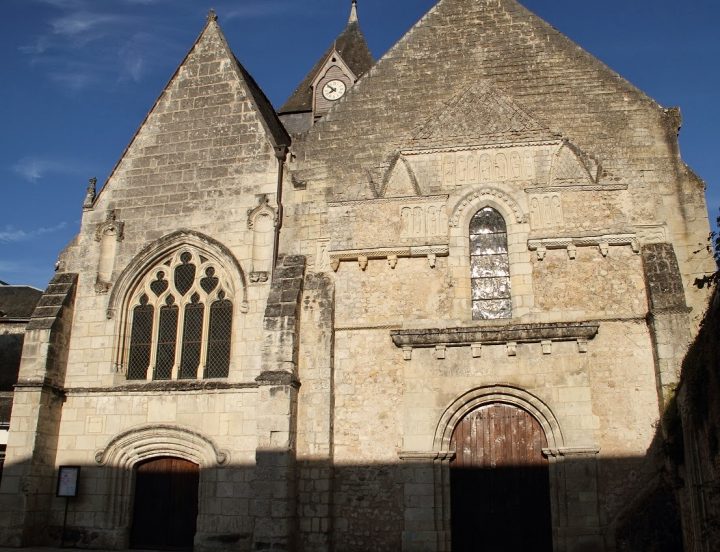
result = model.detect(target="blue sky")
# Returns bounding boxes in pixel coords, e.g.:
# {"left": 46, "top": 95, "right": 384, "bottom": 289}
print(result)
{"left": 1, "top": 0, "right": 718, "bottom": 288}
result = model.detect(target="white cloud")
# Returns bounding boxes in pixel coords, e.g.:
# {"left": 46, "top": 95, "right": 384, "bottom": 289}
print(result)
{"left": 48, "top": 71, "right": 98, "bottom": 90}
{"left": 223, "top": 2, "right": 298, "bottom": 20}
{"left": 0, "top": 223, "right": 68, "bottom": 244}
{"left": 51, "top": 12, "right": 126, "bottom": 37}
{"left": 34, "top": 0, "right": 84, "bottom": 8}
{"left": 12, "top": 156, "right": 80, "bottom": 182}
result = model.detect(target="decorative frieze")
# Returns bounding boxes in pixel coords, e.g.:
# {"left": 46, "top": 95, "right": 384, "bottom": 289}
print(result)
{"left": 528, "top": 233, "right": 639, "bottom": 260}
{"left": 529, "top": 193, "right": 564, "bottom": 229}
{"left": 391, "top": 321, "right": 599, "bottom": 359}
{"left": 328, "top": 244, "right": 449, "bottom": 271}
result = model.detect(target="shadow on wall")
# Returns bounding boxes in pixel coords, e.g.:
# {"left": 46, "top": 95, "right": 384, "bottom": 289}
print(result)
{"left": 665, "top": 287, "right": 720, "bottom": 549}
{"left": 0, "top": 334, "right": 24, "bottom": 391}
{"left": 0, "top": 449, "right": 685, "bottom": 552}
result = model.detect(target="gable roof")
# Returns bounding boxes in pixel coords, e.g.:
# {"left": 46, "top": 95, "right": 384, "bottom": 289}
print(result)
{"left": 293, "top": 0, "right": 666, "bottom": 200}
{"left": 94, "top": 11, "right": 289, "bottom": 205}
{"left": 279, "top": 9, "right": 374, "bottom": 114}
{"left": 0, "top": 286, "right": 43, "bottom": 320}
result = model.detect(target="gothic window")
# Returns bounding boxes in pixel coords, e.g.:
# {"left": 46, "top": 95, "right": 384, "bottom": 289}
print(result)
{"left": 125, "top": 249, "right": 234, "bottom": 381}
{"left": 470, "top": 207, "right": 512, "bottom": 320}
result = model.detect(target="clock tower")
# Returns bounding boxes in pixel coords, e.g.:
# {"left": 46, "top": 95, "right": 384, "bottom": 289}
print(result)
{"left": 278, "top": 0, "right": 374, "bottom": 134}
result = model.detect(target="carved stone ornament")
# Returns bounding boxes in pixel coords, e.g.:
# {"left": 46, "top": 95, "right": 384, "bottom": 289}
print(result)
{"left": 83, "top": 177, "right": 97, "bottom": 209}
{"left": 329, "top": 245, "right": 449, "bottom": 272}
{"left": 527, "top": 233, "right": 639, "bottom": 260}
{"left": 249, "top": 271, "right": 269, "bottom": 284}
{"left": 449, "top": 187, "right": 526, "bottom": 228}
{"left": 247, "top": 194, "right": 277, "bottom": 230}
{"left": 94, "top": 210, "right": 125, "bottom": 242}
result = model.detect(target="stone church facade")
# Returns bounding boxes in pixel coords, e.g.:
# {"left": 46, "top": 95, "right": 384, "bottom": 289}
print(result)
{"left": 0, "top": 1, "right": 714, "bottom": 551}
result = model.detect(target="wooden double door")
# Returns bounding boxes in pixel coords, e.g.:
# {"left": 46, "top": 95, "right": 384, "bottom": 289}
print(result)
{"left": 131, "top": 457, "right": 200, "bottom": 551}
{"left": 450, "top": 403, "right": 553, "bottom": 551}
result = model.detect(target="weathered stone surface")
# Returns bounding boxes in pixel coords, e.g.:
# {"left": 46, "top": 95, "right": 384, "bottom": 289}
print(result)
{"left": 1, "top": 1, "right": 716, "bottom": 551}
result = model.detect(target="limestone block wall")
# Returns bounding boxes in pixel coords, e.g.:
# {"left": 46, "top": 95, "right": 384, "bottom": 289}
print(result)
{"left": 47, "top": 389, "right": 259, "bottom": 550}
{"left": 56, "top": 18, "right": 284, "bottom": 389}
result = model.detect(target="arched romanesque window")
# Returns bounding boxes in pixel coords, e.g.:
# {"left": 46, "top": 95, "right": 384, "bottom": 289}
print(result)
{"left": 125, "top": 249, "right": 234, "bottom": 381}
{"left": 470, "top": 207, "right": 511, "bottom": 320}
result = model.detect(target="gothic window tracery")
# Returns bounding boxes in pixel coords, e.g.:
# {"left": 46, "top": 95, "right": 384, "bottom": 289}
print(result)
{"left": 125, "top": 249, "right": 234, "bottom": 381}
{"left": 470, "top": 207, "right": 512, "bottom": 320}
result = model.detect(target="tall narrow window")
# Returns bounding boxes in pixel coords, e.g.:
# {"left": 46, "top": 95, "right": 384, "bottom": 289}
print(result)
{"left": 179, "top": 294, "right": 204, "bottom": 379}
{"left": 154, "top": 296, "right": 178, "bottom": 380}
{"left": 205, "top": 292, "right": 233, "bottom": 378}
{"left": 124, "top": 249, "right": 236, "bottom": 381}
{"left": 127, "top": 295, "right": 154, "bottom": 379}
{"left": 470, "top": 207, "right": 512, "bottom": 320}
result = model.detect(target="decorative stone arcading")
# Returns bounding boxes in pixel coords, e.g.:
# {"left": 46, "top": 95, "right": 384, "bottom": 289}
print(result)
{"left": 527, "top": 233, "right": 639, "bottom": 259}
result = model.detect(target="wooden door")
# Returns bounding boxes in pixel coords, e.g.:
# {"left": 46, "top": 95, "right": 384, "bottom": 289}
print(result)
{"left": 131, "top": 457, "right": 199, "bottom": 550}
{"left": 450, "top": 403, "right": 553, "bottom": 551}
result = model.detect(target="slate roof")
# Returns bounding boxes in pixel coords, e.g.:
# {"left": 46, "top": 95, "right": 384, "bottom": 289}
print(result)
{"left": 279, "top": 19, "right": 374, "bottom": 114}
{"left": 0, "top": 286, "right": 42, "bottom": 320}
{"left": 233, "top": 55, "right": 291, "bottom": 148}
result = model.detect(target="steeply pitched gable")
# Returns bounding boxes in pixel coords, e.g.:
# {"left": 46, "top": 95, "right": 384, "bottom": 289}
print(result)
{"left": 94, "top": 11, "right": 289, "bottom": 206}
{"left": 294, "top": 0, "right": 669, "bottom": 200}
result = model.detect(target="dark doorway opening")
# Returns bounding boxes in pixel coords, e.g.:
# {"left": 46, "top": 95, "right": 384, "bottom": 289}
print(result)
{"left": 450, "top": 403, "right": 553, "bottom": 552}
{"left": 131, "top": 456, "right": 199, "bottom": 551}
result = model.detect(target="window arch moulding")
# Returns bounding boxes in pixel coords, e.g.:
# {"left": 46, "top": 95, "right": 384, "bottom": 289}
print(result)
{"left": 448, "top": 186, "right": 527, "bottom": 229}
{"left": 433, "top": 385, "right": 565, "bottom": 455}
{"left": 107, "top": 230, "right": 248, "bottom": 320}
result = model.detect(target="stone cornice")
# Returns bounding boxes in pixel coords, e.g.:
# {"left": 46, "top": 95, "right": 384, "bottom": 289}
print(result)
{"left": 328, "top": 194, "right": 448, "bottom": 207}
{"left": 526, "top": 184, "right": 627, "bottom": 193}
{"left": 391, "top": 321, "right": 599, "bottom": 355}
{"left": 528, "top": 233, "right": 639, "bottom": 259}
{"left": 329, "top": 244, "right": 449, "bottom": 271}
{"left": 66, "top": 381, "right": 259, "bottom": 395}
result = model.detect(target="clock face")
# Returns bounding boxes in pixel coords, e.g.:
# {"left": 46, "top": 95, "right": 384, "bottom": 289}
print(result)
{"left": 322, "top": 79, "right": 347, "bottom": 101}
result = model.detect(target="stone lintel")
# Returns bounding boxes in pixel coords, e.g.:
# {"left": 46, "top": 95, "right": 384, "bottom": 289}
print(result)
{"left": 391, "top": 321, "right": 599, "bottom": 349}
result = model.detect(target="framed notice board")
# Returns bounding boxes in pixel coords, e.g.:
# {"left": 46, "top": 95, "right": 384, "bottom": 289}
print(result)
{"left": 57, "top": 466, "right": 81, "bottom": 498}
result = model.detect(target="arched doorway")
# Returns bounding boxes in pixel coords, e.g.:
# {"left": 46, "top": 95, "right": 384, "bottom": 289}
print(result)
{"left": 450, "top": 403, "right": 552, "bottom": 551}
{"left": 130, "top": 457, "right": 199, "bottom": 550}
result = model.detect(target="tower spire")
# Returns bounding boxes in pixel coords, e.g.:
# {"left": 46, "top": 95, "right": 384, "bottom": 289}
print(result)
{"left": 348, "top": 0, "right": 358, "bottom": 24}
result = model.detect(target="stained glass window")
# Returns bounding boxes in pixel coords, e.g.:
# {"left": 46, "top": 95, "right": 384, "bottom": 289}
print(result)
{"left": 124, "top": 249, "right": 235, "bottom": 381}
{"left": 470, "top": 207, "right": 512, "bottom": 320}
